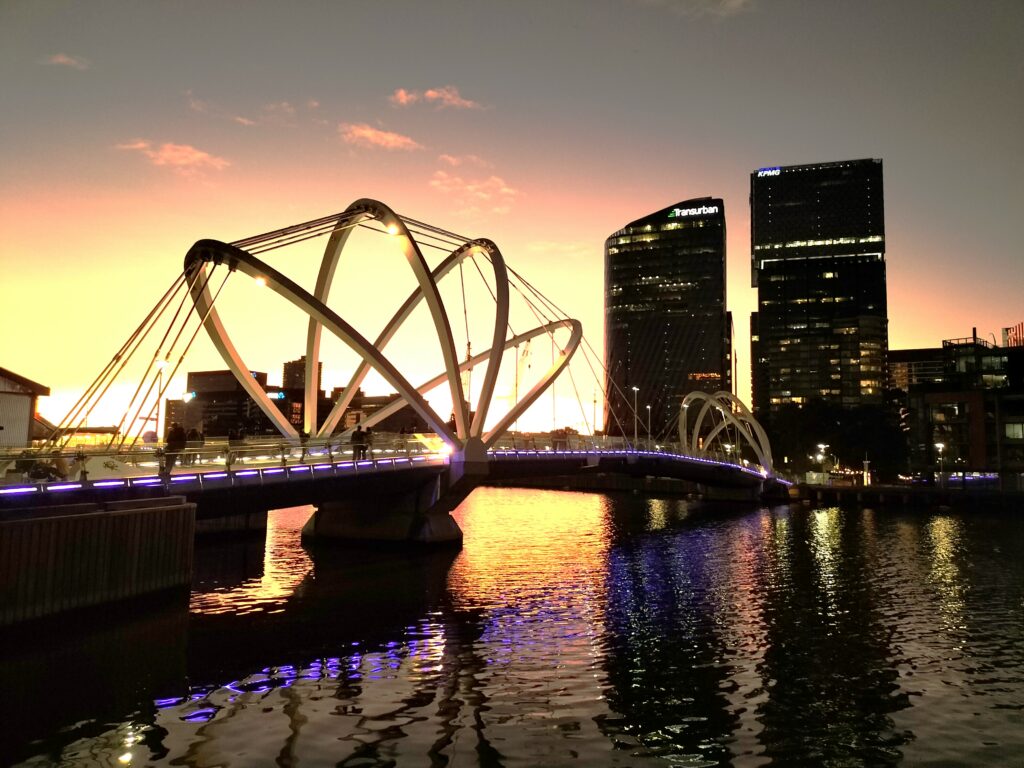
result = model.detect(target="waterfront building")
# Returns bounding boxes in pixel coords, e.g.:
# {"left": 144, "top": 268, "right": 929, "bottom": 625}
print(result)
{"left": 1004, "top": 321, "right": 1024, "bottom": 348}
{"left": 893, "top": 330, "right": 1024, "bottom": 487}
{"left": 604, "top": 198, "right": 731, "bottom": 439}
{"left": 0, "top": 367, "right": 49, "bottom": 448}
{"left": 166, "top": 370, "right": 273, "bottom": 437}
{"left": 888, "top": 348, "right": 946, "bottom": 392}
{"left": 750, "top": 159, "right": 887, "bottom": 416}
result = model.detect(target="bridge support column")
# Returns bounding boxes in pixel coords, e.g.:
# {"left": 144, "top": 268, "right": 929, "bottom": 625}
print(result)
{"left": 302, "top": 472, "right": 463, "bottom": 545}
{"left": 700, "top": 483, "right": 763, "bottom": 503}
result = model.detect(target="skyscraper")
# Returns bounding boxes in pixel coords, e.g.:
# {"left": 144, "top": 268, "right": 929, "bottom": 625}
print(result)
{"left": 750, "top": 159, "right": 887, "bottom": 415}
{"left": 604, "top": 198, "right": 731, "bottom": 440}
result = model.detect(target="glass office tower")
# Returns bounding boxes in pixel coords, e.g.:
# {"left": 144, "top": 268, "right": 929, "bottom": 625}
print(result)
{"left": 750, "top": 159, "right": 888, "bottom": 416}
{"left": 605, "top": 198, "right": 731, "bottom": 439}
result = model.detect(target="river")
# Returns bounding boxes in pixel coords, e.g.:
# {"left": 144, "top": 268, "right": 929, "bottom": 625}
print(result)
{"left": 2, "top": 488, "right": 1022, "bottom": 766}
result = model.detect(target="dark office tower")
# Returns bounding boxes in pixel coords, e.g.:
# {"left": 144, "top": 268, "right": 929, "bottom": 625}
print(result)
{"left": 282, "top": 355, "right": 321, "bottom": 392}
{"left": 604, "top": 198, "right": 731, "bottom": 439}
{"left": 750, "top": 159, "right": 887, "bottom": 415}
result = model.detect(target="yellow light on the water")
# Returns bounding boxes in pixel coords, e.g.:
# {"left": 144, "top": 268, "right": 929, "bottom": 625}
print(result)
{"left": 118, "top": 753, "right": 132, "bottom": 764}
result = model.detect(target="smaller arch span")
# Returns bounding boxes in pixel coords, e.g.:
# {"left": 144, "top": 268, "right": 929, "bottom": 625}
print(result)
{"left": 679, "top": 391, "right": 774, "bottom": 477}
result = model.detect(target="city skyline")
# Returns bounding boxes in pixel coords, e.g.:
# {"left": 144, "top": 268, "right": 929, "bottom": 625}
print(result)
{"left": 2, "top": 1, "right": 1022, "bottom": 429}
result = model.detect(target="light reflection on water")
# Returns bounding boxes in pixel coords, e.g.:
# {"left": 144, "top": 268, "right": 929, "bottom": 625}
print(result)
{"left": 3, "top": 490, "right": 1023, "bottom": 767}
{"left": 189, "top": 505, "right": 314, "bottom": 616}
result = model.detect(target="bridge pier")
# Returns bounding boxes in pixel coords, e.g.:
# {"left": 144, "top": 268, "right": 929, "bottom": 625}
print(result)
{"left": 299, "top": 468, "right": 468, "bottom": 548}
{"left": 700, "top": 482, "right": 764, "bottom": 503}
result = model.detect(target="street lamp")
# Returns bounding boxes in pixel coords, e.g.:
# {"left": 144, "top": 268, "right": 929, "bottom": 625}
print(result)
{"left": 646, "top": 404, "right": 651, "bottom": 445}
{"left": 631, "top": 386, "right": 639, "bottom": 448}
{"left": 935, "top": 442, "right": 945, "bottom": 487}
{"left": 816, "top": 442, "right": 828, "bottom": 471}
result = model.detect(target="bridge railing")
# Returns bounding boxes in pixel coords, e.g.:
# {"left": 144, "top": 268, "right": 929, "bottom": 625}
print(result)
{"left": 0, "top": 433, "right": 447, "bottom": 487}
{"left": 1, "top": 432, "right": 768, "bottom": 490}
{"left": 485, "top": 433, "right": 770, "bottom": 474}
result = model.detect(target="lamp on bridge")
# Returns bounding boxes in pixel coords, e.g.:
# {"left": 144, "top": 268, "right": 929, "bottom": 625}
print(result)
{"left": 935, "top": 442, "right": 945, "bottom": 487}
{"left": 631, "top": 386, "right": 639, "bottom": 448}
{"left": 646, "top": 404, "right": 651, "bottom": 445}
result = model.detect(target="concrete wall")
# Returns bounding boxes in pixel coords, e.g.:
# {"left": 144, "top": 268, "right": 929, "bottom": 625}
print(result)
{"left": 0, "top": 498, "right": 195, "bottom": 626}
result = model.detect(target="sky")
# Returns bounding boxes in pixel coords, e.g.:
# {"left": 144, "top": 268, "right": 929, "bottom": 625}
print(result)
{"left": 2, "top": 0, "right": 1022, "bottom": 432}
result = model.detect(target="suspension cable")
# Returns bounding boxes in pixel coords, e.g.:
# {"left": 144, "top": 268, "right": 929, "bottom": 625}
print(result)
{"left": 108, "top": 265, "right": 211, "bottom": 449}
{"left": 50, "top": 272, "right": 189, "bottom": 449}
{"left": 127, "top": 266, "right": 231, "bottom": 450}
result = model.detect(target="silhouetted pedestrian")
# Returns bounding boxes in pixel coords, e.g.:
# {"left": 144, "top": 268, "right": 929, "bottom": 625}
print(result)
{"left": 351, "top": 426, "right": 365, "bottom": 460}
{"left": 163, "top": 422, "right": 187, "bottom": 479}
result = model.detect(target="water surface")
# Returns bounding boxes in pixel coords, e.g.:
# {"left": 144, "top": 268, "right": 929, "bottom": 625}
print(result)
{"left": 3, "top": 490, "right": 1023, "bottom": 766}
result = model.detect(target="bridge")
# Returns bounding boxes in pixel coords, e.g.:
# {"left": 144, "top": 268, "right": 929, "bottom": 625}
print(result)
{"left": 2, "top": 198, "right": 781, "bottom": 545}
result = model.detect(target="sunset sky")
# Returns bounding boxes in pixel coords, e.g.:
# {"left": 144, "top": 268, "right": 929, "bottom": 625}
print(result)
{"left": 2, "top": 0, "right": 1021, "bottom": 432}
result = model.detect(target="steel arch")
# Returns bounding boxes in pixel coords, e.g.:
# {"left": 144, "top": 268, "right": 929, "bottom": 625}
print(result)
{"left": 679, "top": 390, "right": 774, "bottom": 476}
{"left": 184, "top": 201, "right": 581, "bottom": 453}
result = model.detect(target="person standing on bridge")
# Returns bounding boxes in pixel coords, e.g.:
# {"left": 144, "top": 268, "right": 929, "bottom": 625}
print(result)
{"left": 162, "top": 422, "right": 187, "bottom": 480}
{"left": 351, "top": 425, "right": 365, "bottom": 460}
{"left": 364, "top": 427, "right": 373, "bottom": 460}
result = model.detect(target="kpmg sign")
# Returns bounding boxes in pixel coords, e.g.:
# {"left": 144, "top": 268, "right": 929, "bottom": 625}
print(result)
{"left": 757, "top": 167, "right": 781, "bottom": 177}
{"left": 668, "top": 204, "right": 720, "bottom": 218}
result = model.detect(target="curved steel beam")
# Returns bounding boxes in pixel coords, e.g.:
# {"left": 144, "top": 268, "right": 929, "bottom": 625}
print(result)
{"left": 482, "top": 319, "right": 582, "bottom": 449}
{"left": 188, "top": 261, "right": 299, "bottom": 440}
{"left": 313, "top": 235, "right": 509, "bottom": 443}
{"left": 304, "top": 206, "right": 367, "bottom": 434}
{"left": 185, "top": 239, "right": 459, "bottom": 446}
{"left": 358, "top": 319, "right": 570, "bottom": 432}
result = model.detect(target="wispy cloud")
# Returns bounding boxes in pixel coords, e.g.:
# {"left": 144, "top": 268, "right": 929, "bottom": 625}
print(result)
{"left": 263, "top": 101, "right": 296, "bottom": 118}
{"left": 185, "top": 92, "right": 311, "bottom": 127}
{"left": 635, "top": 0, "right": 753, "bottom": 17}
{"left": 185, "top": 90, "right": 209, "bottom": 113}
{"left": 116, "top": 139, "right": 230, "bottom": 175}
{"left": 439, "top": 153, "right": 491, "bottom": 168}
{"left": 390, "top": 85, "right": 482, "bottom": 110}
{"left": 46, "top": 53, "right": 89, "bottom": 70}
{"left": 339, "top": 123, "right": 423, "bottom": 150}
{"left": 429, "top": 170, "right": 518, "bottom": 215}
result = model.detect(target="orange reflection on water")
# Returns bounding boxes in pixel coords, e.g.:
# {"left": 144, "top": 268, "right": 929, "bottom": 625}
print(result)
{"left": 448, "top": 487, "right": 611, "bottom": 610}
{"left": 190, "top": 506, "right": 315, "bottom": 615}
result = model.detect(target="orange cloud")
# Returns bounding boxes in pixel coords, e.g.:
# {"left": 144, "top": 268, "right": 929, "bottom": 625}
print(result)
{"left": 429, "top": 170, "right": 518, "bottom": 215}
{"left": 389, "top": 88, "right": 420, "bottom": 106}
{"left": 339, "top": 123, "right": 423, "bottom": 150}
{"left": 116, "top": 139, "right": 230, "bottom": 175}
{"left": 390, "top": 85, "right": 481, "bottom": 109}
{"left": 424, "top": 86, "right": 480, "bottom": 109}
{"left": 47, "top": 53, "right": 89, "bottom": 70}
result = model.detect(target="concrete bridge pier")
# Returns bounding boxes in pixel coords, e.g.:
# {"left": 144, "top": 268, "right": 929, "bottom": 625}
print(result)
{"left": 302, "top": 441, "right": 491, "bottom": 546}
{"left": 700, "top": 482, "right": 764, "bottom": 503}
{"left": 301, "top": 473, "right": 461, "bottom": 545}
